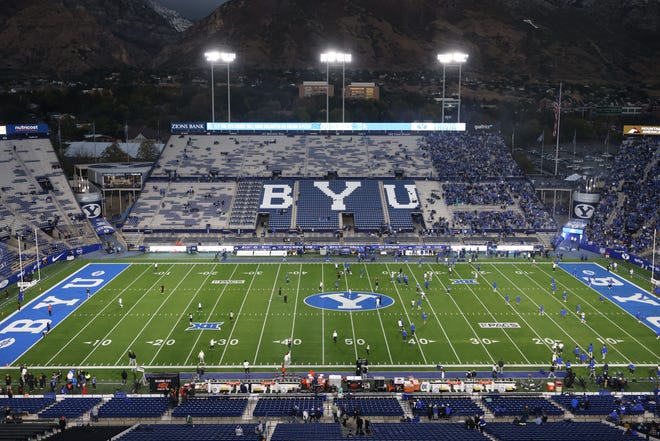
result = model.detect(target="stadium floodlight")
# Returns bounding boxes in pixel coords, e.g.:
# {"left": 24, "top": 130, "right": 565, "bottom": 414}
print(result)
{"left": 204, "top": 51, "right": 236, "bottom": 123}
{"left": 320, "top": 51, "right": 352, "bottom": 123}
{"left": 437, "top": 51, "right": 469, "bottom": 123}
{"left": 204, "top": 51, "right": 221, "bottom": 122}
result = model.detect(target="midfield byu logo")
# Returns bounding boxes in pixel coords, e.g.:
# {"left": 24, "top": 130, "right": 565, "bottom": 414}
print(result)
{"left": 304, "top": 292, "right": 394, "bottom": 311}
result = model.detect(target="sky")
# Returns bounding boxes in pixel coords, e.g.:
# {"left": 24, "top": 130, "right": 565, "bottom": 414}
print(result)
{"left": 158, "top": 0, "right": 228, "bottom": 20}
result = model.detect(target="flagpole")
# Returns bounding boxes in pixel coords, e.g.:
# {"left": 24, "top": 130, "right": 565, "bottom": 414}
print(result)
{"left": 511, "top": 126, "right": 515, "bottom": 154}
{"left": 572, "top": 130, "right": 576, "bottom": 165}
{"left": 652, "top": 227, "right": 657, "bottom": 290}
{"left": 34, "top": 227, "right": 41, "bottom": 282}
{"left": 554, "top": 82, "right": 562, "bottom": 176}
{"left": 540, "top": 130, "right": 544, "bottom": 174}
{"left": 18, "top": 235, "right": 24, "bottom": 286}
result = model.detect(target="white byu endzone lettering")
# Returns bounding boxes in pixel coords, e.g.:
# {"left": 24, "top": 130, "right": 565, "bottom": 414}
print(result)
{"left": 0, "top": 319, "right": 51, "bottom": 335}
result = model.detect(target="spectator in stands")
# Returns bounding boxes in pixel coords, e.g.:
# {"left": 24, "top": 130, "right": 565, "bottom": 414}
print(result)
{"left": 59, "top": 415, "right": 67, "bottom": 431}
{"left": 235, "top": 425, "right": 243, "bottom": 436}
{"left": 478, "top": 416, "right": 487, "bottom": 433}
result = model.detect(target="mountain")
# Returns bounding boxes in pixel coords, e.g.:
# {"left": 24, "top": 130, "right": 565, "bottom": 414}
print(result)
{"left": 148, "top": 0, "right": 193, "bottom": 33}
{"left": 0, "top": 0, "right": 658, "bottom": 86}
{"left": 162, "top": 0, "right": 660, "bottom": 85}
{"left": 0, "top": 0, "right": 178, "bottom": 78}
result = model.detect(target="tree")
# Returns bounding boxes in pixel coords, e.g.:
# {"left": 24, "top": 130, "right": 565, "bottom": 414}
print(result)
{"left": 136, "top": 140, "right": 159, "bottom": 162}
{"left": 100, "top": 143, "right": 128, "bottom": 162}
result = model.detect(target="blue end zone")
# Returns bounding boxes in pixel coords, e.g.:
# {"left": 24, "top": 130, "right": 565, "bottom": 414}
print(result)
{"left": 559, "top": 263, "right": 660, "bottom": 335}
{"left": 0, "top": 263, "right": 129, "bottom": 366}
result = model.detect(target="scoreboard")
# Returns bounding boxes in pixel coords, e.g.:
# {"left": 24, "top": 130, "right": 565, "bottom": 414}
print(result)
{"left": 102, "top": 173, "right": 142, "bottom": 189}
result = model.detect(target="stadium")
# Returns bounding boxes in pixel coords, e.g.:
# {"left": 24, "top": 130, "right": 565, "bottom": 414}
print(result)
{"left": 0, "top": 117, "right": 659, "bottom": 441}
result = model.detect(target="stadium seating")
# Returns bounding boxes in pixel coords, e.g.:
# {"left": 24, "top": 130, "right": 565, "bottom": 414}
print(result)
{"left": 171, "top": 396, "right": 248, "bottom": 417}
{"left": 408, "top": 396, "right": 485, "bottom": 417}
{"left": 584, "top": 137, "right": 659, "bottom": 255}
{"left": 252, "top": 396, "right": 324, "bottom": 417}
{"left": 295, "top": 180, "right": 340, "bottom": 231}
{"left": 38, "top": 397, "right": 102, "bottom": 419}
{"left": 382, "top": 179, "right": 418, "bottom": 231}
{"left": 115, "top": 424, "right": 258, "bottom": 441}
{"left": 485, "top": 421, "right": 631, "bottom": 441}
{"left": 0, "top": 396, "right": 55, "bottom": 414}
{"left": 369, "top": 422, "right": 488, "bottom": 440}
{"left": 97, "top": 396, "right": 169, "bottom": 418}
{"left": 482, "top": 396, "right": 564, "bottom": 416}
{"left": 257, "top": 179, "right": 295, "bottom": 232}
{"left": 551, "top": 393, "right": 645, "bottom": 416}
{"left": 270, "top": 423, "right": 344, "bottom": 441}
{"left": 0, "top": 422, "right": 58, "bottom": 441}
{"left": 334, "top": 397, "right": 404, "bottom": 417}
{"left": 45, "top": 425, "right": 130, "bottom": 441}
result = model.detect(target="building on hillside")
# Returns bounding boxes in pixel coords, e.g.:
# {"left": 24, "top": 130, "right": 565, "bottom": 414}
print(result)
{"left": 345, "top": 82, "right": 380, "bottom": 100}
{"left": 299, "top": 81, "right": 334, "bottom": 98}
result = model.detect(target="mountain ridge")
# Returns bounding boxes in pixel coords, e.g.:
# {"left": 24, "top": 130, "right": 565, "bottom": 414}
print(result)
{"left": 0, "top": 0, "right": 657, "bottom": 86}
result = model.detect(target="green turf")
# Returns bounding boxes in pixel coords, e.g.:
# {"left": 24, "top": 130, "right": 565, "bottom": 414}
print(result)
{"left": 12, "top": 260, "right": 660, "bottom": 374}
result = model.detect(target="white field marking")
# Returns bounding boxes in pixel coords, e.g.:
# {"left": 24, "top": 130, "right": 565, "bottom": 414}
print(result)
{"left": 24, "top": 361, "right": 657, "bottom": 370}
{"left": 10, "top": 262, "right": 128, "bottom": 366}
{"left": 342, "top": 269, "right": 359, "bottom": 361}
{"left": 406, "top": 264, "right": 460, "bottom": 363}
{"left": 445, "top": 263, "right": 531, "bottom": 364}
{"left": 252, "top": 263, "right": 283, "bottom": 365}
{"left": 45, "top": 264, "right": 153, "bottom": 366}
{"left": 384, "top": 264, "right": 428, "bottom": 364}
{"left": 182, "top": 264, "right": 240, "bottom": 364}
{"left": 284, "top": 263, "right": 304, "bottom": 365}
{"left": 219, "top": 264, "right": 262, "bottom": 364}
{"left": 111, "top": 264, "right": 200, "bottom": 365}
{"left": 322, "top": 263, "right": 325, "bottom": 364}
{"left": 529, "top": 263, "right": 659, "bottom": 360}
{"left": 424, "top": 263, "right": 497, "bottom": 362}
{"left": 467, "top": 262, "right": 565, "bottom": 360}
{"left": 363, "top": 264, "right": 394, "bottom": 364}
{"left": 507, "top": 262, "right": 634, "bottom": 361}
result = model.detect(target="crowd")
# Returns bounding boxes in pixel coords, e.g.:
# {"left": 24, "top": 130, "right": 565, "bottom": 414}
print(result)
{"left": 2, "top": 365, "right": 97, "bottom": 397}
{"left": 421, "top": 132, "right": 523, "bottom": 181}
{"left": 584, "top": 138, "right": 659, "bottom": 255}
{"left": 442, "top": 182, "right": 514, "bottom": 206}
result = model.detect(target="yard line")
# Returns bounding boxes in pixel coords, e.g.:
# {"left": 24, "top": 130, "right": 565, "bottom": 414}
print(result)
{"left": 425, "top": 264, "right": 496, "bottom": 363}
{"left": 321, "top": 263, "right": 325, "bottom": 364}
{"left": 45, "top": 264, "right": 153, "bottom": 366}
{"left": 404, "top": 264, "right": 460, "bottom": 363}
{"left": 526, "top": 263, "right": 659, "bottom": 360}
{"left": 384, "top": 264, "right": 428, "bottom": 364}
{"left": 467, "top": 263, "right": 565, "bottom": 363}
{"left": 363, "top": 264, "right": 393, "bottom": 364}
{"left": 450, "top": 264, "right": 531, "bottom": 364}
{"left": 252, "top": 263, "right": 282, "bottom": 365}
{"left": 114, "top": 264, "right": 200, "bottom": 365}
{"left": 219, "top": 264, "right": 262, "bottom": 365}
{"left": 496, "top": 263, "right": 631, "bottom": 361}
{"left": 287, "top": 263, "right": 304, "bottom": 364}
{"left": 182, "top": 264, "right": 240, "bottom": 364}
{"left": 342, "top": 270, "right": 360, "bottom": 361}
{"left": 26, "top": 361, "right": 655, "bottom": 370}
{"left": 490, "top": 263, "right": 595, "bottom": 354}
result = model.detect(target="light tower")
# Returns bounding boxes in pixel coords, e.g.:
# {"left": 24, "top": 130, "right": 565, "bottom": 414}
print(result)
{"left": 437, "top": 52, "right": 469, "bottom": 123}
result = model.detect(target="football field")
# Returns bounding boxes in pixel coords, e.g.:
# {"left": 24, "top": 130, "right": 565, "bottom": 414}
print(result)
{"left": 5, "top": 259, "right": 660, "bottom": 372}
